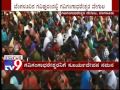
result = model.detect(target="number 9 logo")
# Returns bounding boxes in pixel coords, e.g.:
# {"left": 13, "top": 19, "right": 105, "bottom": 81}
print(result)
{"left": 14, "top": 60, "right": 22, "bottom": 70}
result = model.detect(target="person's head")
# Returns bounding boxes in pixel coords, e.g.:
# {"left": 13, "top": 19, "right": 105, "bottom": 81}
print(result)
{"left": 9, "top": 47, "right": 14, "bottom": 53}
{"left": 50, "top": 72, "right": 72, "bottom": 89}
{"left": 109, "top": 52, "right": 117, "bottom": 61}
{"left": 2, "top": 24, "right": 7, "bottom": 31}
{"left": 57, "top": 72, "right": 72, "bottom": 89}
{"left": 14, "top": 37, "right": 19, "bottom": 44}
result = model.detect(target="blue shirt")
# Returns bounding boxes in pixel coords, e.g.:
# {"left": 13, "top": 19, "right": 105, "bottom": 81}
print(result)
{"left": 30, "top": 42, "right": 36, "bottom": 52}
{"left": 80, "top": 71, "right": 92, "bottom": 90}
{"left": 85, "top": 22, "right": 92, "bottom": 31}
{"left": 2, "top": 30, "right": 8, "bottom": 42}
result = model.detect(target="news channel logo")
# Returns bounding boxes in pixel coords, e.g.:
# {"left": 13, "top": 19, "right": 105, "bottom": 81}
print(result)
{"left": 4, "top": 55, "right": 23, "bottom": 70}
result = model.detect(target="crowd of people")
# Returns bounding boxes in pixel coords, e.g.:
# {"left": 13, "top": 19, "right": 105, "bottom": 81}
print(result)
{"left": 2, "top": 11, "right": 119, "bottom": 61}
{"left": 1, "top": 11, "right": 119, "bottom": 90}
{"left": 1, "top": 70, "right": 119, "bottom": 90}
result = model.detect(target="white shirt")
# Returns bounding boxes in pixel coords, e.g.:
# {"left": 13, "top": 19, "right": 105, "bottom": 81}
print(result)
{"left": 64, "top": 28, "right": 72, "bottom": 43}
{"left": 40, "top": 26, "right": 45, "bottom": 33}
{"left": 60, "top": 16, "right": 65, "bottom": 26}
{"left": 73, "top": 16, "right": 77, "bottom": 21}
{"left": 115, "top": 24, "right": 119, "bottom": 31}
{"left": 106, "top": 25, "right": 112, "bottom": 33}
{"left": 29, "top": 20, "right": 34, "bottom": 29}
{"left": 115, "top": 58, "right": 119, "bottom": 62}
{"left": 46, "top": 30, "right": 53, "bottom": 41}
{"left": 72, "top": 16, "right": 77, "bottom": 25}
{"left": 42, "top": 37, "right": 51, "bottom": 52}
{"left": 90, "top": 20, "right": 93, "bottom": 28}
{"left": 24, "top": 25, "right": 29, "bottom": 35}
{"left": 56, "top": 13, "right": 60, "bottom": 21}
{"left": 10, "top": 76, "right": 19, "bottom": 88}
{"left": 106, "top": 70, "right": 118, "bottom": 89}
{"left": 68, "top": 28, "right": 72, "bottom": 37}
{"left": 108, "top": 17, "right": 112, "bottom": 28}
{"left": 31, "top": 11, "right": 35, "bottom": 16}
{"left": 93, "top": 55, "right": 101, "bottom": 62}
{"left": 56, "top": 33, "right": 63, "bottom": 46}
{"left": 84, "top": 30, "right": 89, "bottom": 39}
{"left": 16, "top": 12, "right": 22, "bottom": 19}
{"left": 13, "top": 13, "right": 18, "bottom": 24}
{"left": 71, "top": 35, "right": 79, "bottom": 48}
{"left": 90, "top": 55, "right": 102, "bottom": 75}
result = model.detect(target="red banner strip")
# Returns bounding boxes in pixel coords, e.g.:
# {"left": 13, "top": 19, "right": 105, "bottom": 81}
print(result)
{"left": 2, "top": 61, "right": 119, "bottom": 71}
{"left": 2, "top": 0, "right": 11, "bottom": 11}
